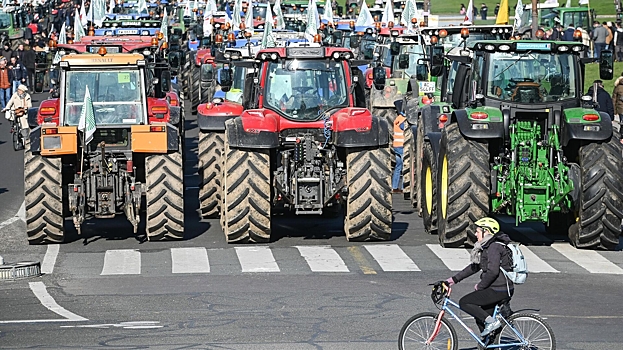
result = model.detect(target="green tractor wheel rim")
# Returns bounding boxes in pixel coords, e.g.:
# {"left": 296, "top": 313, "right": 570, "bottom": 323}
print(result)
{"left": 441, "top": 155, "right": 448, "bottom": 219}
{"left": 425, "top": 166, "right": 433, "bottom": 215}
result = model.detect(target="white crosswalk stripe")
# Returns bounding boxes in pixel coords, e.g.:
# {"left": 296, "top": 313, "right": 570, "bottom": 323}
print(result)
{"left": 426, "top": 244, "right": 471, "bottom": 271}
{"left": 171, "top": 247, "right": 210, "bottom": 274}
{"left": 364, "top": 245, "right": 420, "bottom": 271}
{"left": 101, "top": 250, "right": 141, "bottom": 275}
{"left": 520, "top": 246, "right": 559, "bottom": 273}
{"left": 235, "top": 246, "right": 280, "bottom": 272}
{"left": 552, "top": 244, "right": 623, "bottom": 274}
{"left": 295, "top": 246, "right": 349, "bottom": 272}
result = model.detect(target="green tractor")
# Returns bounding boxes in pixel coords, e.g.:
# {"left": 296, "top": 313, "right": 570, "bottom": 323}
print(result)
{"left": 0, "top": 6, "right": 28, "bottom": 49}
{"left": 429, "top": 40, "right": 623, "bottom": 250}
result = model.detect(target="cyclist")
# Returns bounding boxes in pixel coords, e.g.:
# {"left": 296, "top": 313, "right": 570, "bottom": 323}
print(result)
{"left": 444, "top": 217, "right": 514, "bottom": 337}
{"left": 3, "top": 84, "right": 32, "bottom": 137}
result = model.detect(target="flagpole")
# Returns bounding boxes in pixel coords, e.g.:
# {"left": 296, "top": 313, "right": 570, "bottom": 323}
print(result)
{"left": 79, "top": 125, "right": 85, "bottom": 180}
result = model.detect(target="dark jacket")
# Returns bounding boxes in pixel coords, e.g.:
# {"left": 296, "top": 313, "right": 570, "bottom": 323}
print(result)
{"left": 588, "top": 85, "right": 615, "bottom": 118}
{"left": 562, "top": 27, "right": 576, "bottom": 41}
{"left": 21, "top": 48, "right": 36, "bottom": 70}
{"left": 451, "top": 233, "right": 514, "bottom": 292}
{"left": 1, "top": 49, "right": 12, "bottom": 63}
{"left": 10, "top": 62, "right": 27, "bottom": 81}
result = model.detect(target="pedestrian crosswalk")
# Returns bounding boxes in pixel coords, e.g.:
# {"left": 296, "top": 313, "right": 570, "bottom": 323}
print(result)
{"left": 60, "top": 243, "right": 622, "bottom": 277}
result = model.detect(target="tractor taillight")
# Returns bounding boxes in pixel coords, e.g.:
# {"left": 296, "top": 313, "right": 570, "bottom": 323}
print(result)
{"left": 582, "top": 114, "right": 599, "bottom": 121}
{"left": 40, "top": 107, "right": 56, "bottom": 115}
{"left": 350, "top": 109, "right": 367, "bottom": 116}
{"left": 43, "top": 128, "right": 58, "bottom": 135}
{"left": 169, "top": 99, "right": 178, "bottom": 106}
{"left": 470, "top": 112, "right": 488, "bottom": 120}
{"left": 439, "top": 114, "right": 448, "bottom": 123}
{"left": 421, "top": 96, "right": 433, "bottom": 105}
{"left": 150, "top": 126, "right": 165, "bottom": 132}
{"left": 127, "top": 160, "right": 133, "bottom": 173}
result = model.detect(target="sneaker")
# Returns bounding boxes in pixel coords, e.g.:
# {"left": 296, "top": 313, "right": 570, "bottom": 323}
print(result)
{"left": 480, "top": 318, "right": 502, "bottom": 337}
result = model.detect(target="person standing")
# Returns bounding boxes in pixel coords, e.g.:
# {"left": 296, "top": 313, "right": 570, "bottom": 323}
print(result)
{"left": 20, "top": 43, "right": 36, "bottom": 93}
{"left": 392, "top": 110, "right": 406, "bottom": 193}
{"left": 562, "top": 23, "right": 575, "bottom": 41}
{"left": 612, "top": 73, "right": 623, "bottom": 122}
{"left": 0, "top": 43, "right": 12, "bottom": 63}
{"left": 593, "top": 22, "right": 609, "bottom": 58}
{"left": 0, "top": 58, "right": 12, "bottom": 109}
{"left": 606, "top": 21, "right": 614, "bottom": 50}
{"left": 615, "top": 22, "right": 623, "bottom": 62}
{"left": 588, "top": 80, "right": 615, "bottom": 119}
{"left": 9, "top": 56, "right": 26, "bottom": 94}
{"left": 494, "top": 3, "right": 499, "bottom": 17}
{"left": 480, "top": 3, "right": 488, "bottom": 21}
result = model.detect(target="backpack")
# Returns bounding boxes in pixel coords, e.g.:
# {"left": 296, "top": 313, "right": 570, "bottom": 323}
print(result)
{"left": 497, "top": 242, "right": 528, "bottom": 284}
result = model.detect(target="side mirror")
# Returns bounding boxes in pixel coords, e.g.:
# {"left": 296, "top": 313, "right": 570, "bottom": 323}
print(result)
{"left": 201, "top": 64, "right": 214, "bottom": 82}
{"left": 220, "top": 67, "right": 233, "bottom": 92}
{"left": 429, "top": 46, "right": 445, "bottom": 77}
{"left": 390, "top": 41, "right": 400, "bottom": 56}
{"left": 373, "top": 65, "right": 386, "bottom": 89}
{"left": 34, "top": 70, "right": 44, "bottom": 93}
{"left": 398, "top": 53, "right": 409, "bottom": 69}
{"left": 599, "top": 50, "right": 614, "bottom": 81}
{"left": 160, "top": 71, "right": 171, "bottom": 93}
{"left": 350, "top": 35, "right": 361, "bottom": 49}
{"left": 416, "top": 64, "right": 428, "bottom": 81}
{"left": 169, "top": 51, "right": 181, "bottom": 69}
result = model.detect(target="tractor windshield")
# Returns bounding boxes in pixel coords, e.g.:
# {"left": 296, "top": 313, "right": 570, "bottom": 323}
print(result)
{"left": 440, "top": 32, "right": 499, "bottom": 50}
{"left": 264, "top": 59, "right": 348, "bottom": 121}
{"left": 225, "top": 66, "right": 247, "bottom": 103}
{"left": 63, "top": 69, "right": 145, "bottom": 126}
{"left": 0, "top": 12, "right": 11, "bottom": 29}
{"left": 393, "top": 44, "right": 425, "bottom": 78}
{"left": 475, "top": 51, "right": 577, "bottom": 103}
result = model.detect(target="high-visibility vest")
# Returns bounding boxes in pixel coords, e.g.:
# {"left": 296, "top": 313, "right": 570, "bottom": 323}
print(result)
{"left": 393, "top": 114, "right": 406, "bottom": 148}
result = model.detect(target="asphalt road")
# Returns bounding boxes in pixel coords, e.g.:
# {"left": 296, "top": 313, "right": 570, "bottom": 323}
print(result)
{"left": 0, "top": 95, "right": 622, "bottom": 349}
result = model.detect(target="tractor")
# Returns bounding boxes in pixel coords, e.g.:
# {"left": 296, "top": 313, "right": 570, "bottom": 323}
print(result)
{"left": 219, "top": 46, "right": 393, "bottom": 243}
{"left": 428, "top": 40, "right": 623, "bottom": 250}
{"left": 25, "top": 51, "right": 184, "bottom": 244}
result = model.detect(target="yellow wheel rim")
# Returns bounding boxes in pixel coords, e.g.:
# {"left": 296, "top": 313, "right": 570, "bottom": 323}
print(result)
{"left": 441, "top": 155, "right": 448, "bottom": 219}
{"left": 425, "top": 165, "right": 433, "bottom": 215}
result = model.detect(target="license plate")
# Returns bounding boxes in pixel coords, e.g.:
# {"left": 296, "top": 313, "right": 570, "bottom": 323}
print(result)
{"left": 118, "top": 29, "right": 139, "bottom": 34}
{"left": 122, "top": 21, "right": 141, "bottom": 26}
{"left": 419, "top": 82, "right": 436, "bottom": 93}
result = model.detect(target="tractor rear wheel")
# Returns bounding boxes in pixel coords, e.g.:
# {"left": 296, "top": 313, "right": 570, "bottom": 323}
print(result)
{"left": 222, "top": 135, "right": 271, "bottom": 243}
{"left": 411, "top": 116, "right": 424, "bottom": 211}
{"left": 182, "top": 50, "right": 191, "bottom": 98}
{"left": 402, "top": 124, "right": 413, "bottom": 200}
{"left": 146, "top": 152, "right": 185, "bottom": 240}
{"left": 24, "top": 140, "right": 64, "bottom": 244}
{"left": 198, "top": 132, "right": 224, "bottom": 219}
{"left": 570, "top": 134, "right": 623, "bottom": 250}
{"left": 436, "top": 123, "right": 490, "bottom": 247}
{"left": 421, "top": 142, "right": 437, "bottom": 234}
{"left": 190, "top": 64, "right": 200, "bottom": 113}
{"left": 345, "top": 147, "right": 393, "bottom": 241}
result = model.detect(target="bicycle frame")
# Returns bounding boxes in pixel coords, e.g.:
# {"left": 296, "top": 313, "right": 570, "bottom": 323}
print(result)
{"left": 427, "top": 293, "right": 528, "bottom": 348}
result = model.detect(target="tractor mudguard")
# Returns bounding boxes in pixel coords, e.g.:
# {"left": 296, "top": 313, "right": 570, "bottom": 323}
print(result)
{"left": 421, "top": 105, "right": 443, "bottom": 135}
{"left": 169, "top": 106, "right": 181, "bottom": 126}
{"left": 197, "top": 102, "right": 244, "bottom": 131}
{"left": 27, "top": 107, "right": 39, "bottom": 128}
{"left": 454, "top": 109, "right": 505, "bottom": 139}
{"left": 335, "top": 114, "right": 390, "bottom": 148}
{"left": 404, "top": 97, "right": 420, "bottom": 125}
{"left": 29, "top": 126, "right": 41, "bottom": 153}
{"left": 408, "top": 76, "right": 420, "bottom": 97}
{"left": 561, "top": 111, "right": 613, "bottom": 146}
{"left": 226, "top": 118, "right": 279, "bottom": 149}
{"left": 425, "top": 132, "right": 442, "bottom": 160}
{"left": 167, "top": 124, "right": 180, "bottom": 151}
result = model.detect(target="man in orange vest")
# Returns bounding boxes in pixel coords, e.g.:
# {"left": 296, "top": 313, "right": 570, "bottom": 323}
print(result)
{"left": 392, "top": 104, "right": 407, "bottom": 193}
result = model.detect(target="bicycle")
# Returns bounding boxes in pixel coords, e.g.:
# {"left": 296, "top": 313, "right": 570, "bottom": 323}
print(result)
{"left": 398, "top": 282, "right": 555, "bottom": 350}
{"left": 7, "top": 109, "right": 25, "bottom": 151}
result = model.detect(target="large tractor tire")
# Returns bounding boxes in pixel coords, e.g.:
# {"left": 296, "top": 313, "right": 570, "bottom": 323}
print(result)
{"left": 198, "top": 132, "right": 224, "bottom": 219}
{"left": 190, "top": 64, "right": 201, "bottom": 113}
{"left": 145, "top": 152, "right": 185, "bottom": 241}
{"left": 570, "top": 134, "right": 623, "bottom": 250}
{"left": 411, "top": 116, "right": 424, "bottom": 211}
{"left": 402, "top": 124, "right": 413, "bottom": 200}
{"left": 182, "top": 50, "right": 191, "bottom": 98}
{"left": 345, "top": 147, "right": 393, "bottom": 241}
{"left": 421, "top": 142, "right": 437, "bottom": 234}
{"left": 24, "top": 141, "right": 64, "bottom": 244}
{"left": 221, "top": 136, "right": 271, "bottom": 243}
{"left": 436, "top": 123, "right": 490, "bottom": 247}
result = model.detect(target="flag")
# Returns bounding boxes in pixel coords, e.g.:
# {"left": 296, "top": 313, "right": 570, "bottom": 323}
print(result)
{"left": 81, "top": 0, "right": 88, "bottom": 26}
{"left": 273, "top": 0, "right": 285, "bottom": 29}
{"left": 401, "top": 0, "right": 417, "bottom": 31}
{"left": 138, "top": 0, "right": 148, "bottom": 14}
{"left": 356, "top": 2, "right": 374, "bottom": 27}
{"left": 52, "top": 51, "right": 62, "bottom": 65}
{"left": 496, "top": 0, "right": 508, "bottom": 24}
{"left": 232, "top": 0, "right": 242, "bottom": 30}
{"left": 58, "top": 23, "right": 67, "bottom": 44}
{"left": 192, "top": 0, "right": 198, "bottom": 21}
{"left": 464, "top": 0, "right": 473, "bottom": 24}
{"left": 203, "top": 0, "right": 216, "bottom": 37}
{"left": 261, "top": 4, "right": 276, "bottom": 48}
{"left": 74, "top": 9, "right": 85, "bottom": 41}
{"left": 514, "top": 0, "right": 523, "bottom": 30}
{"left": 565, "top": 0, "right": 571, "bottom": 7}
{"left": 304, "top": 0, "right": 319, "bottom": 42}
{"left": 108, "top": 0, "right": 114, "bottom": 13}
{"left": 92, "top": 0, "right": 106, "bottom": 27}
{"left": 160, "top": 8, "right": 168, "bottom": 42}
{"left": 322, "top": 0, "right": 333, "bottom": 24}
{"left": 244, "top": 1, "right": 253, "bottom": 34}
{"left": 381, "top": 0, "right": 393, "bottom": 25}
{"left": 78, "top": 86, "right": 96, "bottom": 146}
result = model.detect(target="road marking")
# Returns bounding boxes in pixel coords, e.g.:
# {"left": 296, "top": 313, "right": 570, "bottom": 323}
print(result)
{"left": 101, "top": 250, "right": 141, "bottom": 275}
{"left": 235, "top": 246, "right": 280, "bottom": 272}
{"left": 426, "top": 244, "right": 471, "bottom": 271}
{"left": 296, "top": 246, "right": 349, "bottom": 272}
{"left": 347, "top": 246, "right": 376, "bottom": 274}
{"left": 520, "top": 246, "right": 559, "bottom": 273}
{"left": 0, "top": 282, "right": 88, "bottom": 324}
{"left": 552, "top": 244, "right": 623, "bottom": 274}
{"left": 62, "top": 321, "right": 162, "bottom": 329}
{"left": 0, "top": 201, "right": 25, "bottom": 230}
{"left": 41, "top": 245, "right": 60, "bottom": 275}
{"left": 364, "top": 244, "right": 420, "bottom": 272}
{"left": 171, "top": 247, "right": 210, "bottom": 274}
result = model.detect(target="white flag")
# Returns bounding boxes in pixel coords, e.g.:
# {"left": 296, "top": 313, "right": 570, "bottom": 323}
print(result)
{"left": 464, "top": 0, "right": 473, "bottom": 24}
{"left": 58, "top": 23, "right": 67, "bottom": 44}
{"left": 78, "top": 86, "right": 96, "bottom": 146}
{"left": 322, "top": 0, "right": 333, "bottom": 24}
{"left": 74, "top": 9, "right": 86, "bottom": 42}
{"left": 514, "top": 0, "right": 523, "bottom": 30}
{"left": 203, "top": 0, "right": 216, "bottom": 37}
{"left": 138, "top": 0, "right": 148, "bottom": 14}
{"left": 184, "top": 1, "right": 191, "bottom": 17}
{"left": 81, "top": 0, "right": 88, "bottom": 26}
{"left": 261, "top": 4, "right": 276, "bottom": 48}
{"left": 565, "top": 0, "right": 571, "bottom": 7}
{"left": 273, "top": 0, "right": 285, "bottom": 30}
{"left": 356, "top": 2, "right": 374, "bottom": 27}
{"left": 108, "top": 0, "right": 114, "bottom": 13}
{"left": 381, "top": 0, "right": 394, "bottom": 25}
{"left": 160, "top": 8, "right": 168, "bottom": 42}
{"left": 192, "top": 0, "right": 198, "bottom": 21}
{"left": 244, "top": 2, "right": 254, "bottom": 34}
{"left": 304, "top": 0, "right": 319, "bottom": 42}
{"left": 92, "top": 0, "right": 106, "bottom": 27}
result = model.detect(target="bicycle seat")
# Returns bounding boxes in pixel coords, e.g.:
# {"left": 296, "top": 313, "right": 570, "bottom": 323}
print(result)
{"left": 497, "top": 299, "right": 513, "bottom": 319}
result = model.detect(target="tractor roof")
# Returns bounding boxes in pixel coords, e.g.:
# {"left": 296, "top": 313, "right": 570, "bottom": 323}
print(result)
{"left": 257, "top": 47, "right": 355, "bottom": 59}
{"left": 468, "top": 40, "right": 584, "bottom": 53}
{"left": 60, "top": 53, "right": 146, "bottom": 66}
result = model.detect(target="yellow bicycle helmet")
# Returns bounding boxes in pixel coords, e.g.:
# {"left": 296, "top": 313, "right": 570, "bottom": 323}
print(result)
{"left": 474, "top": 217, "right": 500, "bottom": 234}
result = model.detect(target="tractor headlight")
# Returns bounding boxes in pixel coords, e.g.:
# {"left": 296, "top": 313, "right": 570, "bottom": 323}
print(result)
{"left": 332, "top": 52, "right": 340, "bottom": 59}
{"left": 498, "top": 44, "right": 510, "bottom": 51}
{"left": 558, "top": 45, "right": 569, "bottom": 52}
{"left": 270, "top": 53, "right": 278, "bottom": 60}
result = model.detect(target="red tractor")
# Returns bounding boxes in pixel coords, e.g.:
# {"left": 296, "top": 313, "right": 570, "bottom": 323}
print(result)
{"left": 218, "top": 46, "right": 393, "bottom": 243}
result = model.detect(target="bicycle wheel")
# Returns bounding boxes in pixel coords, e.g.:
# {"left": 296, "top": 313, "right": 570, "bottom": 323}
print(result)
{"left": 493, "top": 313, "right": 556, "bottom": 350}
{"left": 12, "top": 127, "right": 22, "bottom": 151}
{"left": 398, "top": 312, "right": 458, "bottom": 350}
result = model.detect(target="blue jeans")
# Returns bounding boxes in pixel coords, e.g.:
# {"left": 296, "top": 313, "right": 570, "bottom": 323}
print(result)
{"left": 393, "top": 147, "right": 404, "bottom": 190}
{"left": 12, "top": 80, "right": 20, "bottom": 94}
{"left": 595, "top": 42, "right": 606, "bottom": 59}
{"left": 0, "top": 88, "right": 10, "bottom": 109}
